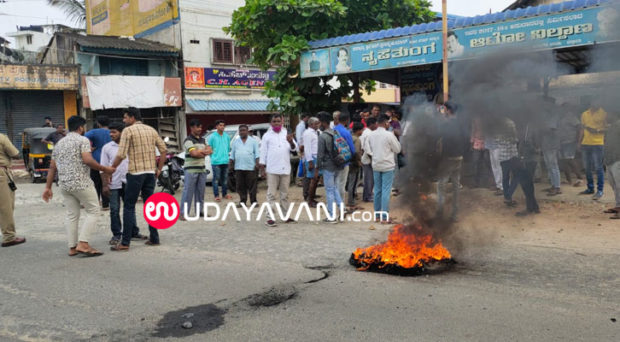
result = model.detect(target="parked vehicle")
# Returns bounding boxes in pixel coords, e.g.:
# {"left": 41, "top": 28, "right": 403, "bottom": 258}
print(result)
{"left": 157, "top": 137, "right": 185, "bottom": 194}
{"left": 21, "top": 127, "right": 55, "bottom": 183}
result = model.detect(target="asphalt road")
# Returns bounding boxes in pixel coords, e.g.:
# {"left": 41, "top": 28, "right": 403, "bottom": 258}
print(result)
{"left": 0, "top": 183, "right": 618, "bottom": 341}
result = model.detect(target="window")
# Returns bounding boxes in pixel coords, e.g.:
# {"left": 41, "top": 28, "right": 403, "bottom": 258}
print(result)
{"left": 212, "top": 39, "right": 253, "bottom": 65}
{"left": 235, "top": 46, "right": 252, "bottom": 65}
{"left": 26, "top": 35, "right": 33, "bottom": 45}
{"left": 212, "top": 39, "right": 233, "bottom": 64}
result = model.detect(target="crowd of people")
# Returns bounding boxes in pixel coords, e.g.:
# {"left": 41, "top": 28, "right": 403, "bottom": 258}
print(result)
{"left": 0, "top": 101, "right": 618, "bottom": 257}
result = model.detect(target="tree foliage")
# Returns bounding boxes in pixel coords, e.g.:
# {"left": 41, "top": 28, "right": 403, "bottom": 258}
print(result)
{"left": 225, "top": 0, "right": 433, "bottom": 115}
{"left": 47, "top": 0, "right": 86, "bottom": 27}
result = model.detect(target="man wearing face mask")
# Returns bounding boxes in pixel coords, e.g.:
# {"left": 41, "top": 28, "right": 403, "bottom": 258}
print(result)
{"left": 259, "top": 114, "right": 298, "bottom": 227}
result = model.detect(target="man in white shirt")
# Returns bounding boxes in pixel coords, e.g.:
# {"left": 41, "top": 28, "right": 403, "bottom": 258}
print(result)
{"left": 302, "top": 117, "right": 320, "bottom": 206}
{"left": 360, "top": 117, "right": 378, "bottom": 202}
{"left": 259, "top": 114, "right": 298, "bottom": 227}
{"left": 365, "top": 114, "right": 401, "bottom": 223}
{"left": 295, "top": 113, "right": 309, "bottom": 184}
{"left": 100, "top": 122, "right": 144, "bottom": 245}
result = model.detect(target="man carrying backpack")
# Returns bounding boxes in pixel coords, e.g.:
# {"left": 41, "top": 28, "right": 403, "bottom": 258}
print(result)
{"left": 334, "top": 112, "right": 356, "bottom": 201}
{"left": 364, "top": 114, "right": 401, "bottom": 224}
{"left": 318, "top": 111, "right": 349, "bottom": 223}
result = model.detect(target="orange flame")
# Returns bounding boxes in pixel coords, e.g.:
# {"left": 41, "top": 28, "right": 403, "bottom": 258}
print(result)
{"left": 352, "top": 224, "right": 451, "bottom": 270}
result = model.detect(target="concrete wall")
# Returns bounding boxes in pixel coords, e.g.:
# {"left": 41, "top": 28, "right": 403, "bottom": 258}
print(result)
{"left": 8, "top": 31, "right": 51, "bottom": 53}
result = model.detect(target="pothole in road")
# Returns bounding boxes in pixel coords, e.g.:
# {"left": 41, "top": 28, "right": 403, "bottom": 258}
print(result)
{"left": 152, "top": 304, "right": 226, "bottom": 338}
{"left": 243, "top": 285, "right": 297, "bottom": 307}
{"left": 150, "top": 268, "right": 328, "bottom": 338}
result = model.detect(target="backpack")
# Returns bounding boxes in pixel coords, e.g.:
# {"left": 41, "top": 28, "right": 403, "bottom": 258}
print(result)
{"left": 326, "top": 129, "right": 352, "bottom": 167}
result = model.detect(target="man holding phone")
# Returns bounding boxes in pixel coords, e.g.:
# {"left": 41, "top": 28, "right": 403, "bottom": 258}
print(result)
{"left": 259, "top": 114, "right": 298, "bottom": 227}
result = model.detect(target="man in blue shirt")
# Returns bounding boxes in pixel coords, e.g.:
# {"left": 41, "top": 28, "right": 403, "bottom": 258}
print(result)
{"left": 85, "top": 115, "right": 111, "bottom": 210}
{"left": 229, "top": 125, "right": 259, "bottom": 206}
{"left": 208, "top": 120, "right": 231, "bottom": 201}
{"left": 333, "top": 112, "right": 356, "bottom": 201}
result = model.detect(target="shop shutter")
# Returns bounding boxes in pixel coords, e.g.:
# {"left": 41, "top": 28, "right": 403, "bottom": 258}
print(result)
{"left": 4, "top": 91, "right": 65, "bottom": 150}
{"left": 0, "top": 93, "right": 7, "bottom": 139}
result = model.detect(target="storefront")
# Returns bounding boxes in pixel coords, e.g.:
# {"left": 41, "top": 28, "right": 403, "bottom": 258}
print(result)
{"left": 81, "top": 75, "right": 183, "bottom": 149}
{"left": 184, "top": 67, "right": 277, "bottom": 132}
{"left": 300, "top": 0, "right": 620, "bottom": 104}
{"left": 0, "top": 64, "right": 79, "bottom": 150}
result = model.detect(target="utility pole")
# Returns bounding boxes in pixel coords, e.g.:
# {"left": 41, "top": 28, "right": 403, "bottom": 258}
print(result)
{"left": 442, "top": 0, "right": 449, "bottom": 104}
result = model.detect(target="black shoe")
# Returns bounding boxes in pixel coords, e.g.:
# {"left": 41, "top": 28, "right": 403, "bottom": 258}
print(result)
{"left": 579, "top": 189, "right": 595, "bottom": 195}
{"left": 131, "top": 234, "right": 148, "bottom": 241}
{"left": 504, "top": 200, "right": 517, "bottom": 207}
{"left": 515, "top": 210, "right": 531, "bottom": 217}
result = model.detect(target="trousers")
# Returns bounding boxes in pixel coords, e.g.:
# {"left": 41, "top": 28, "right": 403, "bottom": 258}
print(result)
{"left": 0, "top": 168, "right": 17, "bottom": 243}
{"left": 62, "top": 187, "right": 100, "bottom": 248}
{"left": 236, "top": 170, "right": 257, "bottom": 204}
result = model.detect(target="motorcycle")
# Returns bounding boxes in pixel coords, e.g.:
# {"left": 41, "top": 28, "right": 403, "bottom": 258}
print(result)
{"left": 157, "top": 137, "right": 185, "bottom": 195}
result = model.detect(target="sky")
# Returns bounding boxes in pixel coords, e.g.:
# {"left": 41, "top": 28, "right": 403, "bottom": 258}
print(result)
{"left": 0, "top": 0, "right": 74, "bottom": 44}
{"left": 430, "top": 0, "right": 517, "bottom": 17}
{"left": 0, "top": 0, "right": 517, "bottom": 45}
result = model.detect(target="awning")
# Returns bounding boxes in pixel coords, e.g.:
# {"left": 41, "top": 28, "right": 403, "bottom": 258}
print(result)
{"left": 300, "top": 0, "right": 617, "bottom": 78}
{"left": 186, "top": 99, "right": 275, "bottom": 112}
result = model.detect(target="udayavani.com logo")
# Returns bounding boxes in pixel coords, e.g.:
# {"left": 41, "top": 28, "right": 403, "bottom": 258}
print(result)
{"left": 144, "top": 192, "right": 388, "bottom": 228}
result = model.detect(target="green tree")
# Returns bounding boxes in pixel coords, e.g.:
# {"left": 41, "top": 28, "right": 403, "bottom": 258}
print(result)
{"left": 225, "top": 0, "right": 433, "bottom": 115}
{"left": 47, "top": 0, "right": 86, "bottom": 27}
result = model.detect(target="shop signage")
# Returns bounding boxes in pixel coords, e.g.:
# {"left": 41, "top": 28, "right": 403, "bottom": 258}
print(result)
{"left": 301, "top": 5, "right": 616, "bottom": 78}
{"left": 86, "top": 0, "right": 180, "bottom": 38}
{"left": 0, "top": 64, "right": 79, "bottom": 90}
{"left": 184, "top": 67, "right": 276, "bottom": 89}
{"left": 449, "top": 6, "right": 609, "bottom": 60}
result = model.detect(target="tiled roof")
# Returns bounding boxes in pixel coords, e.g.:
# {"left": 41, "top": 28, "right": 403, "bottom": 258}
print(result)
{"left": 309, "top": 0, "right": 608, "bottom": 49}
{"left": 187, "top": 99, "right": 276, "bottom": 112}
{"left": 56, "top": 32, "right": 178, "bottom": 54}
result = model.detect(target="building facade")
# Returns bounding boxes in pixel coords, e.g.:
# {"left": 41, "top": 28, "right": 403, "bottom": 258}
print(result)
{"left": 84, "top": 0, "right": 277, "bottom": 136}
{"left": 0, "top": 64, "right": 79, "bottom": 149}
{"left": 41, "top": 32, "right": 183, "bottom": 149}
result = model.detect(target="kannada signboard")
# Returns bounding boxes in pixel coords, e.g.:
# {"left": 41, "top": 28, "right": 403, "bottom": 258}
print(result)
{"left": 184, "top": 67, "right": 276, "bottom": 89}
{"left": 86, "top": 0, "right": 180, "bottom": 38}
{"left": 300, "top": 5, "right": 618, "bottom": 78}
{"left": 332, "top": 33, "right": 442, "bottom": 75}
{"left": 448, "top": 6, "right": 611, "bottom": 60}
{"left": 0, "top": 64, "right": 79, "bottom": 90}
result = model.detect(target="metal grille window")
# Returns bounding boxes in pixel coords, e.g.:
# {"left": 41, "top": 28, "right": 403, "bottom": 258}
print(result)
{"left": 213, "top": 39, "right": 233, "bottom": 64}
{"left": 235, "top": 46, "right": 252, "bottom": 65}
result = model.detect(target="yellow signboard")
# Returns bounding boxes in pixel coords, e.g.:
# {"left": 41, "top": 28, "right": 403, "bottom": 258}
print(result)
{"left": 86, "top": 0, "right": 180, "bottom": 37}
{"left": 0, "top": 65, "right": 79, "bottom": 90}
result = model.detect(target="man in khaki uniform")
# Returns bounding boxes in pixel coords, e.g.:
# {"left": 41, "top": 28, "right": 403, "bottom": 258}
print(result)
{"left": 0, "top": 133, "right": 26, "bottom": 247}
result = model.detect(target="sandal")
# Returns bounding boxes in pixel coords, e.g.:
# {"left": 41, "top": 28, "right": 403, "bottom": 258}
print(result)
{"left": 214, "top": 197, "right": 221, "bottom": 202}
{"left": 224, "top": 194, "right": 233, "bottom": 200}
{"left": 76, "top": 249, "right": 103, "bottom": 257}
{"left": 68, "top": 247, "right": 78, "bottom": 257}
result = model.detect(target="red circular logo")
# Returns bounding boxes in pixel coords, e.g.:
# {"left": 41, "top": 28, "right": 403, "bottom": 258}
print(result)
{"left": 143, "top": 192, "right": 179, "bottom": 229}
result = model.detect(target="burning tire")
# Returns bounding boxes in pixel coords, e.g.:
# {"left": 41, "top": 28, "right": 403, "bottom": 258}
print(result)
{"left": 350, "top": 224, "right": 455, "bottom": 276}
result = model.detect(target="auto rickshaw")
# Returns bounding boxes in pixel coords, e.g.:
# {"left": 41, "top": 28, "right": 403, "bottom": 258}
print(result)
{"left": 21, "top": 127, "right": 55, "bottom": 183}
